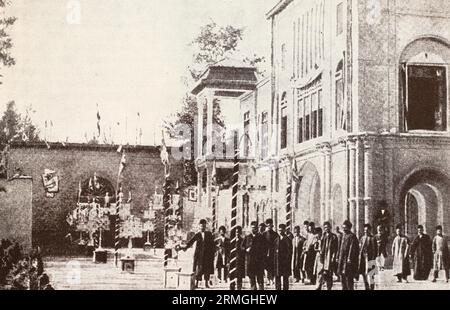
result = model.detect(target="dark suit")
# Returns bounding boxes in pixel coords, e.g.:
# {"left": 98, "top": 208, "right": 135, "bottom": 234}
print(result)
{"left": 242, "top": 233, "right": 267, "bottom": 290}
{"left": 215, "top": 236, "right": 230, "bottom": 281}
{"left": 358, "top": 234, "right": 377, "bottom": 290}
{"left": 337, "top": 232, "right": 360, "bottom": 290}
{"left": 291, "top": 235, "right": 305, "bottom": 281}
{"left": 235, "top": 235, "right": 246, "bottom": 290}
{"left": 185, "top": 231, "right": 215, "bottom": 281}
{"left": 274, "top": 235, "right": 292, "bottom": 290}
{"left": 263, "top": 230, "right": 279, "bottom": 281}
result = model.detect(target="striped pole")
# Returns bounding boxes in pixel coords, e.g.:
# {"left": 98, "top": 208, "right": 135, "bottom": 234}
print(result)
{"left": 163, "top": 178, "right": 171, "bottom": 267}
{"left": 285, "top": 181, "right": 292, "bottom": 231}
{"left": 212, "top": 196, "right": 217, "bottom": 234}
{"left": 114, "top": 198, "right": 121, "bottom": 266}
{"left": 229, "top": 133, "right": 239, "bottom": 290}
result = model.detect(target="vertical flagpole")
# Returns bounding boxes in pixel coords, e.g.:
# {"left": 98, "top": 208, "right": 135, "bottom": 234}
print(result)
{"left": 229, "top": 131, "right": 239, "bottom": 291}
{"left": 163, "top": 176, "right": 171, "bottom": 267}
{"left": 114, "top": 150, "right": 125, "bottom": 267}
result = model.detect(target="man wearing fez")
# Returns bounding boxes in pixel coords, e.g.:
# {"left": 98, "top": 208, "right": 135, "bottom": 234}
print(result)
{"left": 242, "top": 221, "right": 267, "bottom": 290}
{"left": 410, "top": 225, "right": 433, "bottom": 281}
{"left": 291, "top": 226, "right": 306, "bottom": 283}
{"left": 215, "top": 226, "right": 230, "bottom": 283}
{"left": 432, "top": 225, "right": 450, "bottom": 283}
{"left": 337, "top": 220, "right": 360, "bottom": 290}
{"left": 181, "top": 219, "right": 215, "bottom": 288}
{"left": 274, "top": 224, "right": 292, "bottom": 290}
{"left": 317, "top": 222, "right": 338, "bottom": 290}
{"left": 234, "top": 226, "right": 246, "bottom": 290}
{"left": 358, "top": 224, "right": 377, "bottom": 290}
{"left": 263, "top": 219, "right": 279, "bottom": 286}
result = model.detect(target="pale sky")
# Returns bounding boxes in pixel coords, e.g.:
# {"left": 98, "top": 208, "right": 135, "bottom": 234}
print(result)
{"left": 0, "top": 0, "right": 276, "bottom": 145}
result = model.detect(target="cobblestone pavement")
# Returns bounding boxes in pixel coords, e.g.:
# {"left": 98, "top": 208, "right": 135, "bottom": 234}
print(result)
{"left": 44, "top": 249, "right": 450, "bottom": 290}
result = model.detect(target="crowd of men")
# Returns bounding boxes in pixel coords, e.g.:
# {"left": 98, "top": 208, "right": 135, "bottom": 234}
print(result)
{"left": 0, "top": 239, "right": 54, "bottom": 290}
{"left": 181, "top": 219, "right": 450, "bottom": 290}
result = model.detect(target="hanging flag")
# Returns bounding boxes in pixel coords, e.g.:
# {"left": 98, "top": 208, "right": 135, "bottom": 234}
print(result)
{"left": 77, "top": 181, "right": 82, "bottom": 203}
{"left": 66, "top": 213, "right": 74, "bottom": 226}
{"left": 160, "top": 133, "right": 170, "bottom": 177}
{"left": 42, "top": 169, "right": 59, "bottom": 194}
{"left": 292, "top": 160, "right": 301, "bottom": 184}
{"left": 118, "top": 151, "right": 126, "bottom": 178}
{"left": 117, "top": 145, "right": 123, "bottom": 153}
{"left": 211, "top": 160, "right": 217, "bottom": 186}
{"left": 97, "top": 106, "right": 101, "bottom": 138}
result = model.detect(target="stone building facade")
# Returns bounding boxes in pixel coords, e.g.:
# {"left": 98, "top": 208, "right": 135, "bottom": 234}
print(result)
{"left": 195, "top": 0, "right": 450, "bottom": 238}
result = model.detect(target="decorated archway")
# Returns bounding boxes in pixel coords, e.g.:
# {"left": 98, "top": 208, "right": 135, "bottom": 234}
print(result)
{"left": 295, "top": 162, "right": 321, "bottom": 225}
{"left": 79, "top": 173, "right": 116, "bottom": 205}
{"left": 332, "top": 184, "right": 344, "bottom": 228}
{"left": 400, "top": 169, "right": 450, "bottom": 237}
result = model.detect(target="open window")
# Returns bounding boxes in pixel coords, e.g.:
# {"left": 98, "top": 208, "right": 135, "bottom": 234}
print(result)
{"left": 404, "top": 65, "right": 447, "bottom": 131}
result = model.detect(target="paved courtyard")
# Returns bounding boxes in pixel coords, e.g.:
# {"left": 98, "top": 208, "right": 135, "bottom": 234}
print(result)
{"left": 43, "top": 249, "right": 450, "bottom": 291}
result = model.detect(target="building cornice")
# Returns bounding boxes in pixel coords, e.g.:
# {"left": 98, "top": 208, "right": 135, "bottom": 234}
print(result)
{"left": 266, "top": 0, "right": 294, "bottom": 19}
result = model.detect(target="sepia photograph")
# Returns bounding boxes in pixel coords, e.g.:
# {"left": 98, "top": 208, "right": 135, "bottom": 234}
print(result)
{"left": 1, "top": 0, "right": 450, "bottom": 296}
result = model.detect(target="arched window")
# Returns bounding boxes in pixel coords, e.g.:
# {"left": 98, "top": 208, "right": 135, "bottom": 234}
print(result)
{"left": 335, "top": 60, "right": 346, "bottom": 131}
{"left": 400, "top": 38, "right": 450, "bottom": 132}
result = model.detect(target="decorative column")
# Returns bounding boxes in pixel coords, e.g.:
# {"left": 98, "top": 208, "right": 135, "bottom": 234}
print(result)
{"left": 317, "top": 143, "right": 332, "bottom": 224}
{"left": 363, "top": 136, "right": 375, "bottom": 226}
{"left": 348, "top": 137, "right": 357, "bottom": 231}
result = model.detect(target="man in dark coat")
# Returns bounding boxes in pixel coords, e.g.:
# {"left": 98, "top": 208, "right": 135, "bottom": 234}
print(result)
{"left": 215, "top": 226, "right": 230, "bottom": 283}
{"left": 337, "top": 220, "right": 359, "bottom": 290}
{"left": 235, "top": 226, "right": 246, "bottom": 290}
{"left": 182, "top": 219, "right": 215, "bottom": 288}
{"left": 410, "top": 225, "right": 433, "bottom": 281}
{"left": 263, "top": 219, "right": 278, "bottom": 286}
{"left": 274, "top": 224, "right": 292, "bottom": 290}
{"left": 317, "top": 222, "right": 338, "bottom": 290}
{"left": 242, "top": 221, "right": 267, "bottom": 290}
{"left": 358, "top": 224, "right": 377, "bottom": 290}
{"left": 291, "top": 226, "right": 305, "bottom": 283}
{"left": 374, "top": 224, "right": 388, "bottom": 271}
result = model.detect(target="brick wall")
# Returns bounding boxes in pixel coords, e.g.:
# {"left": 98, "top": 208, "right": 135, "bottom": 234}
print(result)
{"left": 6, "top": 142, "right": 183, "bottom": 253}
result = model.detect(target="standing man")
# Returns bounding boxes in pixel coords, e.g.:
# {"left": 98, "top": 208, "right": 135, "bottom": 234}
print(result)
{"left": 358, "top": 224, "right": 377, "bottom": 290}
{"left": 215, "top": 226, "right": 230, "bottom": 283}
{"left": 302, "top": 222, "right": 317, "bottom": 285}
{"left": 317, "top": 222, "right": 338, "bottom": 290}
{"left": 335, "top": 226, "right": 344, "bottom": 281}
{"left": 374, "top": 225, "right": 388, "bottom": 272}
{"left": 263, "top": 219, "right": 278, "bottom": 287}
{"left": 337, "top": 220, "right": 359, "bottom": 290}
{"left": 432, "top": 225, "right": 450, "bottom": 283}
{"left": 242, "top": 221, "right": 267, "bottom": 290}
{"left": 292, "top": 226, "right": 305, "bottom": 283}
{"left": 235, "top": 226, "right": 246, "bottom": 290}
{"left": 181, "top": 219, "right": 215, "bottom": 288}
{"left": 392, "top": 224, "right": 410, "bottom": 283}
{"left": 274, "top": 224, "right": 292, "bottom": 290}
{"left": 410, "top": 225, "right": 433, "bottom": 281}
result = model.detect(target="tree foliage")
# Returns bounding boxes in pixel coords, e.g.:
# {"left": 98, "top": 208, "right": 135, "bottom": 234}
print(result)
{"left": 165, "top": 21, "right": 266, "bottom": 186}
{"left": 0, "top": 0, "right": 17, "bottom": 70}
{"left": 0, "top": 101, "right": 41, "bottom": 147}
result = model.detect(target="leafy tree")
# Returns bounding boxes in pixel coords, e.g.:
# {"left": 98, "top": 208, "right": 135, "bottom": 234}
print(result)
{"left": 0, "top": 101, "right": 41, "bottom": 146}
{"left": 0, "top": 101, "right": 21, "bottom": 144}
{"left": 0, "top": 0, "right": 17, "bottom": 71}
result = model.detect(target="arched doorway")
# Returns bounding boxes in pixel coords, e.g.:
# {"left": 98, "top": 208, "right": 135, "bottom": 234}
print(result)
{"left": 400, "top": 169, "right": 450, "bottom": 237}
{"left": 332, "top": 184, "right": 344, "bottom": 228}
{"left": 295, "top": 162, "right": 321, "bottom": 225}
